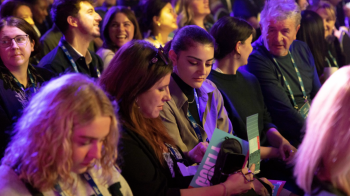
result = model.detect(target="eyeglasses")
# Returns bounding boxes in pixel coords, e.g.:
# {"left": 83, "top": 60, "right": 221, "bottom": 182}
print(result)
{"left": 0, "top": 35, "right": 29, "bottom": 48}
{"left": 233, "top": 170, "right": 255, "bottom": 182}
{"left": 150, "top": 46, "right": 168, "bottom": 65}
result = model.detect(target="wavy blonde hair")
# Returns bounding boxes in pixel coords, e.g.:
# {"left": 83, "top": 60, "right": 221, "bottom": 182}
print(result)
{"left": 1, "top": 73, "right": 119, "bottom": 192}
{"left": 176, "top": 0, "right": 211, "bottom": 29}
{"left": 294, "top": 66, "right": 350, "bottom": 195}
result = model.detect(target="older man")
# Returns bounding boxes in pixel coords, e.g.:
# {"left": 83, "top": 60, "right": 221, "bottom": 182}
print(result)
{"left": 246, "top": 0, "right": 321, "bottom": 148}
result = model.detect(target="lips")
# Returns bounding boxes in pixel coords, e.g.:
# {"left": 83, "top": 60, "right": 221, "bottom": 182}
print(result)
{"left": 116, "top": 35, "right": 127, "bottom": 40}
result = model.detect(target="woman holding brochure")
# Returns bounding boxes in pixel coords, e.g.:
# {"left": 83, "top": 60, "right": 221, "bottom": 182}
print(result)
{"left": 100, "top": 40, "right": 257, "bottom": 196}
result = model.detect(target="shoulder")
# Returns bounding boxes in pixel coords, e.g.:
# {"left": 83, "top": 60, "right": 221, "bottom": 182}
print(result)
{"left": 96, "top": 48, "right": 114, "bottom": 58}
{"left": 0, "top": 165, "right": 30, "bottom": 196}
{"left": 38, "top": 46, "right": 63, "bottom": 65}
{"left": 33, "top": 66, "right": 56, "bottom": 81}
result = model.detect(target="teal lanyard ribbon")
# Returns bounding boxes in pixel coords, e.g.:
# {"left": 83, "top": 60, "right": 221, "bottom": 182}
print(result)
{"left": 59, "top": 40, "right": 101, "bottom": 78}
{"left": 325, "top": 50, "right": 339, "bottom": 68}
{"left": 54, "top": 172, "right": 103, "bottom": 196}
{"left": 187, "top": 89, "right": 203, "bottom": 142}
{"left": 272, "top": 51, "right": 308, "bottom": 110}
{"left": 10, "top": 69, "right": 36, "bottom": 93}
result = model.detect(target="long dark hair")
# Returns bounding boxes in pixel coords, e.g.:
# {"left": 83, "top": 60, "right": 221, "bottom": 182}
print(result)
{"left": 0, "top": 17, "right": 43, "bottom": 92}
{"left": 99, "top": 40, "right": 174, "bottom": 164}
{"left": 210, "top": 17, "right": 254, "bottom": 60}
{"left": 297, "top": 10, "right": 326, "bottom": 77}
{"left": 101, "top": 6, "right": 142, "bottom": 51}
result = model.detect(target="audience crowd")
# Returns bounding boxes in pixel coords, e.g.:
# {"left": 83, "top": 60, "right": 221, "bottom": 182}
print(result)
{"left": 0, "top": 0, "right": 349, "bottom": 195}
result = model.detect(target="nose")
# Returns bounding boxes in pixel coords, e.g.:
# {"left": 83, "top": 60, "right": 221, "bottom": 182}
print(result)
{"left": 276, "top": 31, "right": 283, "bottom": 42}
{"left": 88, "top": 141, "right": 102, "bottom": 160}
{"left": 96, "top": 12, "right": 102, "bottom": 22}
{"left": 10, "top": 39, "right": 20, "bottom": 49}
{"left": 197, "top": 63, "right": 206, "bottom": 75}
{"left": 118, "top": 24, "right": 125, "bottom": 32}
{"left": 163, "top": 87, "right": 171, "bottom": 101}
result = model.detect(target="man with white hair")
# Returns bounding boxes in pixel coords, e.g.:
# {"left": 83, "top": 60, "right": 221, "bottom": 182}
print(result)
{"left": 246, "top": 0, "right": 321, "bottom": 148}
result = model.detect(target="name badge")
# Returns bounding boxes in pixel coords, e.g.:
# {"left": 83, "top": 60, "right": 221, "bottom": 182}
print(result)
{"left": 298, "top": 101, "right": 310, "bottom": 119}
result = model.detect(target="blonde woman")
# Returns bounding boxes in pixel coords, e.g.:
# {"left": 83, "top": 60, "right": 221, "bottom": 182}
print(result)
{"left": 177, "top": 0, "right": 213, "bottom": 31}
{"left": 294, "top": 66, "right": 350, "bottom": 196}
{"left": 0, "top": 74, "right": 132, "bottom": 196}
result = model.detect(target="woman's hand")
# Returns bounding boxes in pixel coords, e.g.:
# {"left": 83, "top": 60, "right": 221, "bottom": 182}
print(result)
{"left": 253, "top": 177, "right": 274, "bottom": 196}
{"left": 188, "top": 142, "right": 208, "bottom": 163}
{"left": 279, "top": 140, "right": 297, "bottom": 163}
{"left": 224, "top": 167, "right": 254, "bottom": 195}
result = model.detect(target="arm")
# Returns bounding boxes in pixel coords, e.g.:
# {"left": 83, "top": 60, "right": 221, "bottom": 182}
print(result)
{"left": 160, "top": 100, "right": 190, "bottom": 152}
{"left": 246, "top": 54, "right": 305, "bottom": 146}
{"left": 118, "top": 131, "right": 180, "bottom": 196}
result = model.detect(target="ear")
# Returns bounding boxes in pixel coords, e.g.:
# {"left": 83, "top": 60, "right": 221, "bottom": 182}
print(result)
{"left": 169, "top": 49, "right": 178, "bottom": 66}
{"left": 67, "top": 16, "right": 78, "bottom": 28}
{"left": 153, "top": 15, "right": 160, "bottom": 26}
{"left": 235, "top": 41, "right": 242, "bottom": 55}
{"left": 30, "top": 40, "right": 35, "bottom": 52}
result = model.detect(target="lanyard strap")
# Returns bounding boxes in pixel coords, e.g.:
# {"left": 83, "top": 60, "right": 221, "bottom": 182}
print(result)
{"left": 54, "top": 172, "right": 103, "bottom": 196}
{"left": 59, "top": 40, "right": 101, "bottom": 78}
{"left": 187, "top": 89, "right": 203, "bottom": 142}
{"left": 10, "top": 69, "right": 36, "bottom": 92}
{"left": 164, "top": 143, "right": 184, "bottom": 162}
{"left": 272, "top": 51, "right": 307, "bottom": 110}
{"left": 325, "top": 50, "right": 339, "bottom": 68}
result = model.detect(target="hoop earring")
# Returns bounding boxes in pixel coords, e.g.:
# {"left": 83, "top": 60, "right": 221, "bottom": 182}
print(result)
{"left": 135, "top": 98, "right": 140, "bottom": 109}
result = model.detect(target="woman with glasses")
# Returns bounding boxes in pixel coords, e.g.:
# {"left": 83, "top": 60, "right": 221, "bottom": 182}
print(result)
{"left": 0, "top": 73, "right": 133, "bottom": 195}
{"left": 0, "top": 16, "right": 53, "bottom": 157}
{"left": 99, "top": 40, "right": 254, "bottom": 196}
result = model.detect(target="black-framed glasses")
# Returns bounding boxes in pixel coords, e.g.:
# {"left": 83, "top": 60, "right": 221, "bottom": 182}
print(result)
{"left": 150, "top": 46, "right": 168, "bottom": 65}
{"left": 0, "top": 34, "right": 29, "bottom": 48}
{"left": 233, "top": 170, "right": 255, "bottom": 182}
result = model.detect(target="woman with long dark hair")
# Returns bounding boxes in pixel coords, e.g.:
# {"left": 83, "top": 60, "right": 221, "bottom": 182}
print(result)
{"left": 99, "top": 40, "right": 254, "bottom": 196}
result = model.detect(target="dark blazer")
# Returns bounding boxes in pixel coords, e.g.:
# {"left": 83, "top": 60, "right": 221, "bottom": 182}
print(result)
{"left": 118, "top": 127, "right": 192, "bottom": 196}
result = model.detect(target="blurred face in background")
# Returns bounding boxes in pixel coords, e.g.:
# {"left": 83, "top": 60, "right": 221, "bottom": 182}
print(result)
{"left": 156, "top": 3, "right": 178, "bottom": 32}
{"left": 109, "top": 12, "right": 135, "bottom": 48}
{"left": 316, "top": 7, "right": 336, "bottom": 39}
{"left": 32, "top": 0, "right": 49, "bottom": 24}
{"left": 297, "top": 0, "right": 309, "bottom": 10}
{"left": 190, "top": 0, "right": 210, "bottom": 17}
{"left": 15, "top": 5, "right": 35, "bottom": 26}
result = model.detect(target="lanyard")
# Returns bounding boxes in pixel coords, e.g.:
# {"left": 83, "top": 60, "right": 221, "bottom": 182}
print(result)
{"left": 164, "top": 143, "right": 183, "bottom": 162}
{"left": 272, "top": 51, "right": 307, "bottom": 110}
{"left": 187, "top": 89, "right": 203, "bottom": 142}
{"left": 54, "top": 172, "right": 103, "bottom": 196}
{"left": 10, "top": 69, "right": 36, "bottom": 92}
{"left": 59, "top": 40, "right": 101, "bottom": 78}
{"left": 325, "top": 50, "right": 339, "bottom": 68}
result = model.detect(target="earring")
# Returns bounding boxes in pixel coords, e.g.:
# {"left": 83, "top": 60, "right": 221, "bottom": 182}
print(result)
{"left": 135, "top": 98, "right": 140, "bottom": 109}
{"left": 158, "top": 22, "right": 161, "bottom": 27}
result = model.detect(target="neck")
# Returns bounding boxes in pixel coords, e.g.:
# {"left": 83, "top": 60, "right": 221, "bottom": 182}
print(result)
{"left": 7, "top": 64, "right": 29, "bottom": 87}
{"left": 214, "top": 54, "right": 240, "bottom": 75}
{"left": 64, "top": 31, "right": 91, "bottom": 57}
{"left": 153, "top": 28, "right": 171, "bottom": 46}
{"left": 192, "top": 16, "right": 206, "bottom": 29}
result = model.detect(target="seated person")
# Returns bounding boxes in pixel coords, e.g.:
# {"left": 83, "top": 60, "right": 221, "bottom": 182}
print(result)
{"left": 0, "top": 73, "right": 132, "bottom": 195}
{"left": 177, "top": 0, "right": 213, "bottom": 31}
{"left": 0, "top": 17, "right": 53, "bottom": 157}
{"left": 19, "top": 0, "right": 51, "bottom": 36}
{"left": 246, "top": 0, "right": 321, "bottom": 147}
{"left": 295, "top": 66, "right": 350, "bottom": 196}
{"left": 96, "top": 6, "right": 142, "bottom": 69}
{"left": 0, "top": 0, "right": 40, "bottom": 37}
{"left": 297, "top": 10, "right": 331, "bottom": 82}
{"left": 139, "top": 0, "right": 178, "bottom": 48}
{"left": 39, "top": 24, "right": 96, "bottom": 60}
{"left": 208, "top": 16, "right": 300, "bottom": 194}
{"left": 99, "top": 40, "right": 258, "bottom": 196}
{"left": 38, "top": 0, "right": 103, "bottom": 78}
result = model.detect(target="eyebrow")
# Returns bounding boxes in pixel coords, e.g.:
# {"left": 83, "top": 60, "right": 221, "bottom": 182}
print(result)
{"left": 186, "top": 56, "right": 214, "bottom": 62}
{"left": 78, "top": 136, "right": 106, "bottom": 140}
